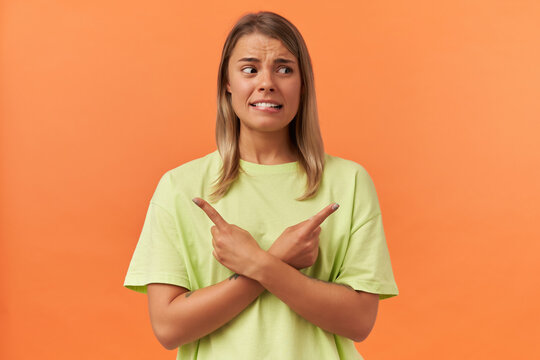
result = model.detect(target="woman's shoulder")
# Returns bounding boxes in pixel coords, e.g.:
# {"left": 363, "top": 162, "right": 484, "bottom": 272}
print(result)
{"left": 323, "top": 153, "right": 380, "bottom": 202}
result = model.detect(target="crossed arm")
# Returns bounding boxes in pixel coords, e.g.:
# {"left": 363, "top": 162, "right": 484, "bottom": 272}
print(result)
{"left": 147, "top": 198, "right": 379, "bottom": 350}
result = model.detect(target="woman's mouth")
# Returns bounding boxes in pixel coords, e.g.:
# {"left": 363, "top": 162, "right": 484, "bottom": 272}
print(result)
{"left": 250, "top": 102, "right": 283, "bottom": 110}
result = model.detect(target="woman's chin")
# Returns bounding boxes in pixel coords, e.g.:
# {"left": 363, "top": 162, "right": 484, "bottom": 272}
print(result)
{"left": 240, "top": 119, "right": 293, "bottom": 134}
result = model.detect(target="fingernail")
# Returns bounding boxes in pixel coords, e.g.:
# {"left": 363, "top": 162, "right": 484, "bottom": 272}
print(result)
{"left": 332, "top": 203, "right": 340, "bottom": 211}
{"left": 192, "top": 198, "right": 201, "bottom": 205}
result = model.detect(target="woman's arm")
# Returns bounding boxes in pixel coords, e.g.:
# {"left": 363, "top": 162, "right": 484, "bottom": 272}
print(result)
{"left": 195, "top": 197, "right": 379, "bottom": 343}
{"left": 149, "top": 257, "right": 377, "bottom": 350}
{"left": 147, "top": 242, "right": 319, "bottom": 350}
{"left": 148, "top": 198, "right": 322, "bottom": 350}
{"left": 147, "top": 274, "right": 263, "bottom": 350}
{"left": 247, "top": 252, "right": 379, "bottom": 342}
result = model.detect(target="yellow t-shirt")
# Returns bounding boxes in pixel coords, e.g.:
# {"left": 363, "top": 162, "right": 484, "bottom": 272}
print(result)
{"left": 124, "top": 150, "right": 398, "bottom": 359}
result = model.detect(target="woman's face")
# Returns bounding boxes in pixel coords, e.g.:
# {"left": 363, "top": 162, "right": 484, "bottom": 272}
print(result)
{"left": 226, "top": 32, "right": 302, "bottom": 134}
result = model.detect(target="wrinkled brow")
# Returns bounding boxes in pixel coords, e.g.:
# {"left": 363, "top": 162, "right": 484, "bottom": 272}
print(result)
{"left": 237, "top": 57, "right": 296, "bottom": 64}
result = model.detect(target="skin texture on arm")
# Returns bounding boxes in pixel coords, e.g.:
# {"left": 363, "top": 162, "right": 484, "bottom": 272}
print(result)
{"left": 195, "top": 198, "right": 380, "bottom": 343}
{"left": 147, "top": 275, "right": 264, "bottom": 350}
{"left": 249, "top": 254, "right": 379, "bottom": 342}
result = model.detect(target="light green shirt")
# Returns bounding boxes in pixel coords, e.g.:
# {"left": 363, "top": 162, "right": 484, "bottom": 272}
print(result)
{"left": 124, "top": 150, "right": 398, "bottom": 359}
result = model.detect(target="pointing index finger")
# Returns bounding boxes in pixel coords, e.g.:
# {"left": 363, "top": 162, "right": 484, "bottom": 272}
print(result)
{"left": 306, "top": 203, "right": 339, "bottom": 233}
{"left": 192, "top": 197, "right": 229, "bottom": 229}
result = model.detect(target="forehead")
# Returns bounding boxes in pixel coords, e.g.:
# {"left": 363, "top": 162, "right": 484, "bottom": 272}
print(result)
{"left": 230, "top": 33, "right": 296, "bottom": 60}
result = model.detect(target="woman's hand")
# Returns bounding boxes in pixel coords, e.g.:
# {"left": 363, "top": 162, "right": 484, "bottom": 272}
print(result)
{"left": 268, "top": 203, "right": 339, "bottom": 269}
{"left": 193, "top": 197, "right": 264, "bottom": 276}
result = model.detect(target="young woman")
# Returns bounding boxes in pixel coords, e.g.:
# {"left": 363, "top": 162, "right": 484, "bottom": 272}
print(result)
{"left": 124, "top": 11, "right": 398, "bottom": 360}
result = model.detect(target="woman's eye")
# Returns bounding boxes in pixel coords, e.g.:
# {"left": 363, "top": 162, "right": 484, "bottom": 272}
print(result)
{"left": 242, "top": 67, "right": 257, "bottom": 74}
{"left": 278, "top": 67, "right": 292, "bottom": 74}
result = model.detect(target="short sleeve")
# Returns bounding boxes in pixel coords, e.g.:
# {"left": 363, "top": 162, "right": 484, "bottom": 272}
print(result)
{"left": 123, "top": 199, "right": 190, "bottom": 294}
{"left": 334, "top": 167, "right": 399, "bottom": 300}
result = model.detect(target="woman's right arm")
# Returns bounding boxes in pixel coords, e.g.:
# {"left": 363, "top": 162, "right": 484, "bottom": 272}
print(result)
{"left": 147, "top": 225, "right": 320, "bottom": 350}
{"left": 147, "top": 198, "right": 321, "bottom": 350}
{"left": 147, "top": 275, "right": 264, "bottom": 350}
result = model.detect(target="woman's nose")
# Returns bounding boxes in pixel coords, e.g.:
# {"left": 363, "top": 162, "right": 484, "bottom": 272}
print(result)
{"left": 258, "top": 71, "right": 275, "bottom": 92}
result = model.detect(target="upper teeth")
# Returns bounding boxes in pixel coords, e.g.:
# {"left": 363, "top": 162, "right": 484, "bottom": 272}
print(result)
{"left": 253, "top": 102, "right": 279, "bottom": 108}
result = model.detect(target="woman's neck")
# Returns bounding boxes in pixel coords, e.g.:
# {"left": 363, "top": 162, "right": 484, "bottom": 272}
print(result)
{"left": 238, "top": 127, "right": 298, "bottom": 165}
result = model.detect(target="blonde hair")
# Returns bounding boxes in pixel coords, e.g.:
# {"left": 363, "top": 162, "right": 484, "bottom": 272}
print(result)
{"left": 210, "top": 11, "right": 325, "bottom": 202}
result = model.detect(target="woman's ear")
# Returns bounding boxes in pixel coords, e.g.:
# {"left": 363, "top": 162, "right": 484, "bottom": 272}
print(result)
{"left": 226, "top": 83, "right": 231, "bottom": 93}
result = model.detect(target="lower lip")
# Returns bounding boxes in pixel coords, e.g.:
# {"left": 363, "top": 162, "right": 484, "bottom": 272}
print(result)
{"left": 250, "top": 105, "right": 281, "bottom": 113}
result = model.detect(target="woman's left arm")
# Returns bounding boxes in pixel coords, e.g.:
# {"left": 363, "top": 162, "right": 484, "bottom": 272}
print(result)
{"left": 247, "top": 252, "right": 379, "bottom": 342}
{"left": 193, "top": 197, "right": 379, "bottom": 342}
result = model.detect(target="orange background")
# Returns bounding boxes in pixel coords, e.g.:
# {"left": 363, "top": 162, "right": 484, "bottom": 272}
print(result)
{"left": 2, "top": 1, "right": 539, "bottom": 359}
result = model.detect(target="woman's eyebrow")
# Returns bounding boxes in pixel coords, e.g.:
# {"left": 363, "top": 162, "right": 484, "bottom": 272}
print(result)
{"left": 237, "top": 57, "right": 296, "bottom": 64}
